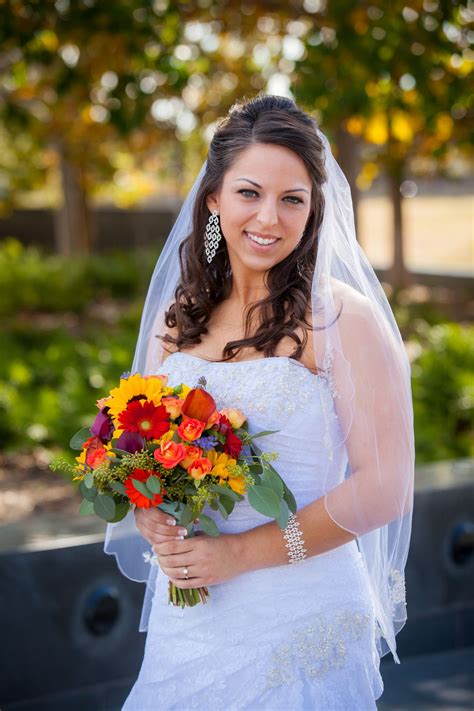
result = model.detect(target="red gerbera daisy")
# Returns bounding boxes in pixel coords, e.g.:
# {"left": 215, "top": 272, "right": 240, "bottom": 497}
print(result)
{"left": 125, "top": 468, "right": 165, "bottom": 508}
{"left": 118, "top": 399, "right": 170, "bottom": 440}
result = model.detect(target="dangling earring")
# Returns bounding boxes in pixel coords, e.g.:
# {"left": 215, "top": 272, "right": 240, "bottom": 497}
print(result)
{"left": 296, "top": 235, "right": 304, "bottom": 277}
{"left": 296, "top": 256, "right": 304, "bottom": 278}
{"left": 204, "top": 209, "right": 221, "bottom": 264}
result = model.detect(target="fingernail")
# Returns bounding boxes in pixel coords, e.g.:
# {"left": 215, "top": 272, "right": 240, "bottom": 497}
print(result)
{"left": 175, "top": 535, "right": 184, "bottom": 540}
{"left": 179, "top": 529, "right": 187, "bottom": 536}
{"left": 166, "top": 519, "right": 176, "bottom": 526}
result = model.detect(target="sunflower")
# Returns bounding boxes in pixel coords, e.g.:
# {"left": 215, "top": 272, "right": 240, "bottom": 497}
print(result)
{"left": 106, "top": 373, "right": 173, "bottom": 421}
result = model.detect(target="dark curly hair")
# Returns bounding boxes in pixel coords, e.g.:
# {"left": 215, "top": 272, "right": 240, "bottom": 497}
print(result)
{"left": 159, "top": 94, "right": 327, "bottom": 367}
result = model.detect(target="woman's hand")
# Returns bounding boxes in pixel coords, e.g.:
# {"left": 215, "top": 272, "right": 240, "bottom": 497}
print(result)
{"left": 153, "top": 532, "right": 245, "bottom": 589}
{"left": 134, "top": 507, "right": 189, "bottom": 546}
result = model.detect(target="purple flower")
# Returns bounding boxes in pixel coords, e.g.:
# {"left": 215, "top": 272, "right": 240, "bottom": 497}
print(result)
{"left": 91, "top": 408, "right": 114, "bottom": 443}
{"left": 115, "top": 430, "right": 144, "bottom": 454}
{"left": 193, "top": 435, "right": 219, "bottom": 450}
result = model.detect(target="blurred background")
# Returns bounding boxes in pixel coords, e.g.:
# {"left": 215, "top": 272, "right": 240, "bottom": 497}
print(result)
{"left": 0, "top": 1, "right": 472, "bottom": 710}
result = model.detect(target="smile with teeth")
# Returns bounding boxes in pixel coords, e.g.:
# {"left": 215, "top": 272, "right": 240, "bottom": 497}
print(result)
{"left": 245, "top": 231, "right": 279, "bottom": 246}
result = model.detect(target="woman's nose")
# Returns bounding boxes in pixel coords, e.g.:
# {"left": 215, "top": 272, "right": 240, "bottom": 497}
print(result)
{"left": 256, "top": 197, "right": 279, "bottom": 229}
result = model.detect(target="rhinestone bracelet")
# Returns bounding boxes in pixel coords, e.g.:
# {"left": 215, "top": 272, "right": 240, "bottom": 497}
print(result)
{"left": 283, "top": 512, "right": 307, "bottom": 564}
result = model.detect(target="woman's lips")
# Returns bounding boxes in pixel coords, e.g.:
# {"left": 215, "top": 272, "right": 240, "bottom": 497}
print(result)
{"left": 244, "top": 231, "right": 280, "bottom": 251}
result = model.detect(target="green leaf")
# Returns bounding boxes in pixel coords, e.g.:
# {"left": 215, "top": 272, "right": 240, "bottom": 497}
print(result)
{"left": 110, "top": 447, "right": 133, "bottom": 457}
{"left": 70, "top": 426, "right": 92, "bottom": 450}
{"left": 109, "top": 480, "right": 126, "bottom": 496}
{"left": 199, "top": 514, "right": 220, "bottom": 537}
{"left": 248, "top": 485, "right": 281, "bottom": 519}
{"left": 146, "top": 475, "right": 162, "bottom": 494}
{"left": 248, "top": 429, "right": 280, "bottom": 440}
{"left": 108, "top": 501, "right": 130, "bottom": 523}
{"left": 79, "top": 498, "right": 95, "bottom": 516}
{"left": 218, "top": 495, "right": 235, "bottom": 516}
{"left": 158, "top": 501, "right": 179, "bottom": 516}
{"left": 208, "top": 483, "right": 243, "bottom": 502}
{"left": 216, "top": 499, "right": 230, "bottom": 519}
{"left": 79, "top": 481, "right": 97, "bottom": 501}
{"left": 261, "top": 465, "right": 284, "bottom": 499}
{"left": 93, "top": 494, "right": 116, "bottom": 521}
{"left": 179, "top": 503, "right": 194, "bottom": 527}
{"left": 275, "top": 499, "right": 290, "bottom": 529}
{"left": 84, "top": 471, "right": 94, "bottom": 489}
{"left": 131, "top": 478, "right": 155, "bottom": 501}
{"left": 283, "top": 485, "right": 297, "bottom": 514}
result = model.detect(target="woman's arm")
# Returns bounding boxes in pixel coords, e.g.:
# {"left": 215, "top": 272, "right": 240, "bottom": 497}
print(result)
{"left": 235, "top": 496, "right": 356, "bottom": 573}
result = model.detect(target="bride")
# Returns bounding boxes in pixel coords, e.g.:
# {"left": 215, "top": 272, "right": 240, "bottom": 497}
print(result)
{"left": 105, "top": 94, "right": 414, "bottom": 710}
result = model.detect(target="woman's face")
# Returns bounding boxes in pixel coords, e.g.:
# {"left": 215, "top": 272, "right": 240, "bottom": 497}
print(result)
{"left": 206, "top": 143, "right": 312, "bottom": 276}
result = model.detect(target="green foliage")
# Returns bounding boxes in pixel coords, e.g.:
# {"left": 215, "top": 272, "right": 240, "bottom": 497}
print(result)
{"left": 411, "top": 323, "right": 474, "bottom": 463}
{"left": 0, "top": 303, "right": 140, "bottom": 452}
{"left": 0, "top": 237, "right": 157, "bottom": 314}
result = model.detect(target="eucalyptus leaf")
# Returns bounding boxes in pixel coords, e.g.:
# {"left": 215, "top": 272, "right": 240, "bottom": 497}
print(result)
{"left": 93, "top": 494, "right": 116, "bottom": 521}
{"left": 79, "top": 481, "right": 97, "bottom": 502}
{"left": 283, "top": 485, "right": 297, "bottom": 514}
{"left": 248, "top": 485, "right": 281, "bottom": 519}
{"left": 131, "top": 478, "right": 155, "bottom": 501}
{"left": 70, "top": 426, "right": 92, "bottom": 450}
{"left": 179, "top": 504, "right": 194, "bottom": 527}
{"left": 110, "top": 447, "right": 132, "bottom": 457}
{"left": 216, "top": 499, "right": 229, "bottom": 519}
{"left": 261, "top": 464, "right": 284, "bottom": 499}
{"left": 146, "top": 475, "right": 162, "bottom": 494}
{"left": 199, "top": 514, "right": 220, "bottom": 537}
{"left": 248, "top": 429, "right": 280, "bottom": 440}
{"left": 219, "top": 496, "right": 235, "bottom": 516}
{"left": 84, "top": 471, "right": 95, "bottom": 489}
{"left": 109, "top": 480, "right": 126, "bottom": 496}
{"left": 157, "top": 501, "right": 180, "bottom": 517}
{"left": 108, "top": 501, "right": 130, "bottom": 523}
{"left": 79, "top": 499, "right": 95, "bottom": 516}
{"left": 208, "top": 483, "right": 243, "bottom": 502}
{"left": 275, "top": 499, "right": 290, "bottom": 529}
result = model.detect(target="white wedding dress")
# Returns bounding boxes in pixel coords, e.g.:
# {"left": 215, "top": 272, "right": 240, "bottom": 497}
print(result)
{"left": 122, "top": 352, "right": 384, "bottom": 710}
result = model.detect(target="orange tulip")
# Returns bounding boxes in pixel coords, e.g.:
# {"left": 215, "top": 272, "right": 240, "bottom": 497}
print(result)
{"left": 181, "top": 387, "right": 216, "bottom": 423}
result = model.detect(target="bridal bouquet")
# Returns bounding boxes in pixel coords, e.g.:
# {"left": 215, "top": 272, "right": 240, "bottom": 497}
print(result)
{"left": 52, "top": 371, "right": 296, "bottom": 608}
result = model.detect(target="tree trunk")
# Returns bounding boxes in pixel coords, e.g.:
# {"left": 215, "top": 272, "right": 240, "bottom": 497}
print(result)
{"left": 387, "top": 166, "right": 411, "bottom": 289}
{"left": 335, "top": 127, "right": 361, "bottom": 238}
{"left": 54, "top": 142, "right": 94, "bottom": 255}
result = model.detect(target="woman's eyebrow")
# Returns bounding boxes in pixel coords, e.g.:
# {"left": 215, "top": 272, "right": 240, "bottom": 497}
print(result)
{"left": 233, "top": 177, "right": 309, "bottom": 194}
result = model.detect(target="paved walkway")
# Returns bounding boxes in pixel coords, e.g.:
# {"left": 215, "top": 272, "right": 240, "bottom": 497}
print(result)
{"left": 379, "top": 647, "right": 474, "bottom": 710}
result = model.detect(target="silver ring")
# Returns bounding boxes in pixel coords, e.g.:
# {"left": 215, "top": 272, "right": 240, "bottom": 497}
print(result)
{"left": 183, "top": 567, "right": 189, "bottom": 579}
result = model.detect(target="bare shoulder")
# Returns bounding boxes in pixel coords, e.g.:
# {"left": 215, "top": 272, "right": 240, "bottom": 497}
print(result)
{"left": 159, "top": 323, "right": 180, "bottom": 364}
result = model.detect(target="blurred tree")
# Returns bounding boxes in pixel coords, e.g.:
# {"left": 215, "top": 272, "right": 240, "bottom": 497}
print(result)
{"left": 292, "top": 0, "right": 473, "bottom": 287}
{"left": 0, "top": 1, "right": 198, "bottom": 253}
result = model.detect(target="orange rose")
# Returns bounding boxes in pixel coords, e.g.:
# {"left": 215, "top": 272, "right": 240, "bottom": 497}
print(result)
{"left": 177, "top": 416, "right": 206, "bottom": 442}
{"left": 181, "top": 445, "right": 203, "bottom": 469}
{"left": 161, "top": 396, "right": 184, "bottom": 419}
{"left": 153, "top": 440, "right": 187, "bottom": 469}
{"left": 188, "top": 457, "right": 212, "bottom": 480}
{"left": 206, "top": 409, "right": 220, "bottom": 429}
{"left": 220, "top": 407, "right": 246, "bottom": 429}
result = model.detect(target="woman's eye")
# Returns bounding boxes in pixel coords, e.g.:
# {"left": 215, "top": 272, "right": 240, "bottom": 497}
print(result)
{"left": 238, "top": 189, "right": 303, "bottom": 204}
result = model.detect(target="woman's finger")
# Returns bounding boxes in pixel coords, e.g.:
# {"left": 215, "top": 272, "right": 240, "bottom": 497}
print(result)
{"left": 135, "top": 507, "right": 177, "bottom": 527}
{"left": 153, "top": 538, "right": 195, "bottom": 556}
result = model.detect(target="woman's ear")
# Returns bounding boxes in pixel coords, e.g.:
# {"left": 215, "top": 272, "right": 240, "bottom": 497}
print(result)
{"left": 206, "top": 193, "right": 219, "bottom": 214}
